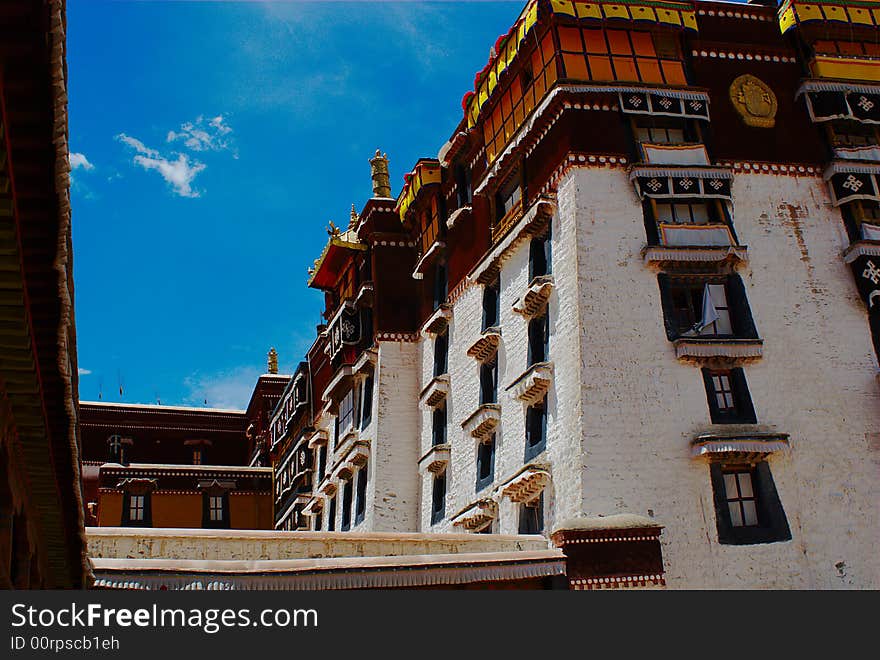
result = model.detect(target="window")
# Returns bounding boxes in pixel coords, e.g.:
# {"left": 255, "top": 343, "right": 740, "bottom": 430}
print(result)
{"left": 209, "top": 495, "right": 224, "bottom": 522}
{"left": 431, "top": 472, "right": 446, "bottom": 525}
{"left": 479, "top": 358, "right": 498, "bottom": 405}
{"left": 842, "top": 200, "right": 880, "bottom": 243}
{"left": 527, "top": 312, "right": 550, "bottom": 366}
{"left": 636, "top": 125, "right": 686, "bottom": 144}
{"left": 519, "top": 493, "right": 544, "bottom": 534}
{"left": 355, "top": 464, "right": 368, "bottom": 525}
{"left": 433, "top": 328, "right": 449, "bottom": 377}
{"left": 432, "top": 404, "right": 447, "bottom": 447}
{"left": 202, "top": 492, "right": 229, "bottom": 529}
{"left": 656, "top": 202, "right": 711, "bottom": 225}
{"left": 658, "top": 274, "right": 758, "bottom": 341}
{"left": 476, "top": 436, "right": 495, "bottom": 492}
{"left": 455, "top": 163, "right": 472, "bottom": 208}
{"left": 481, "top": 30, "right": 557, "bottom": 163}
{"left": 129, "top": 495, "right": 144, "bottom": 522}
{"left": 339, "top": 387, "right": 356, "bottom": 435}
{"left": 525, "top": 397, "right": 548, "bottom": 462}
{"left": 341, "top": 478, "right": 353, "bottom": 531}
{"left": 558, "top": 27, "right": 686, "bottom": 86}
{"left": 318, "top": 445, "right": 328, "bottom": 480}
{"left": 702, "top": 368, "right": 757, "bottom": 424}
{"left": 827, "top": 120, "right": 879, "bottom": 148}
{"left": 813, "top": 39, "right": 880, "bottom": 58}
{"left": 418, "top": 196, "right": 442, "bottom": 257}
{"left": 327, "top": 496, "right": 336, "bottom": 532}
{"left": 314, "top": 508, "right": 322, "bottom": 532}
{"left": 709, "top": 462, "right": 791, "bottom": 545}
{"left": 482, "top": 279, "right": 500, "bottom": 331}
{"left": 529, "top": 228, "right": 552, "bottom": 279}
{"left": 122, "top": 492, "right": 150, "bottom": 527}
{"left": 192, "top": 449, "right": 203, "bottom": 465}
{"left": 360, "top": 374, "right": 374, "bottom": 429}
{"left": 496, "top": 175, "right": 522, "bottom": 223}
{"left": 432, "top": 261, "right": 448, "bottom": 311}
{"left": 337, "top": 262, "right": 358, "bottom": 303}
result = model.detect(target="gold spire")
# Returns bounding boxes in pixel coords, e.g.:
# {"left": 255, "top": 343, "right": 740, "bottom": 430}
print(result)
{"left": 349, "top": 203, "right": 359, "bottom": 230}
{"left": 267, "top": 347, "right": 278, "bottom": 374}
{"left": 369, "top": 149, "right": 391, "bottom": 199}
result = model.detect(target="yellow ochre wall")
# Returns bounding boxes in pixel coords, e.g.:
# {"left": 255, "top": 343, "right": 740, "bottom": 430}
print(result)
{"left": 97, "top": 492, "right": 272, "bottom": 530}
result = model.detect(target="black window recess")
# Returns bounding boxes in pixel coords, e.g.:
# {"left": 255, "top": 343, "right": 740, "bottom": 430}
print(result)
{"left": 701, "top": 368, "right": 757, "bottom": 424}
{"left": 709, "top": 463, "right": 791, "bottom": 546}
{"left": 433, "top": 330, "right": 449, "bottom": 377}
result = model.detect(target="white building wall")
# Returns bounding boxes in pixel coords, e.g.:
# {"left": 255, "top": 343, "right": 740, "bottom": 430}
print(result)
{"left": 568, "top": 166, "right": 880, "bottom": 589}
{"left": 372, "top": 340, "right": 420, "bottom": 532}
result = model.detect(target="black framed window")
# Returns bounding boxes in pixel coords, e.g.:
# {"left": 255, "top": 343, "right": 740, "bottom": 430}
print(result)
{"left": 202, "top": 492, "right": 230, "bottom": 529}
{"left": 529, "top": 227, "right": 552, "bottom": 279}
{"left": 360, "top": 374, "right": 374, "bottom": 429}
{"left": 122, "top": 492, "right": 151, "bottom": 528}
{"left": 479, "top": 358, "right": 498, "bottom": 405}
{"left": 327, "top": 496, "right": 336, "bottom": 532}
{"left": 476, "top": 436, "right": 495, "bottom": 492}
{"left": 702, "top": 368, "right": 757, "bottom": 424}
{"left": 313, "top": 508, "right": 322, "bottom": 531}
{"left": 318, "top": 445, "right": 327, "bottom": 480}
{"left": 495, "top": 175, "right": 522, "bottom": 223}
{"left": 709, "top": 462, "right": 791, "bottom": 545}
{"left": 482, "top": 279, "right": 500, "bottom": 331}
{"left": 355, "top": 464, "right": 368, "bottom": 525}
{"left": 433, "top": 328, "right": 449, "bottom": 377}
{"left": 341, "top": 479, "right": 353, "bottom": 531}
{"left": 433, "top": 262, "right": 448, "bottom": 311}
{"left": 527, "top": 311, "right": 550, "bottom": 366}
{"left": 525, "top": 397, "right": 548, "bottom": 462}
{"left": 432, "top": 404, "right": 447, "bottom": 447}
{"left": 658, "top": 274, "right": 758, "bottom": 341}
{"left": 455, "top": 163, "right": 472, "bottom": 208}
{"left": 518, "top": 493, "right": 544, "bottom": 534}
{"left": 431, "top": 472, "right": 446, "bottom": 525}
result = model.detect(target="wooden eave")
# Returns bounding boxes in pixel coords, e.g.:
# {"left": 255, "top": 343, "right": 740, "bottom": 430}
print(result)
{"left": 307, "top": 237, "right": 367, "bottom": 290}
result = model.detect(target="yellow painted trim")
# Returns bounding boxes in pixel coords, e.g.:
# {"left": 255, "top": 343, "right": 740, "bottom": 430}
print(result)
{"left": 811, "top": 56, "right": 880, "bottom": 83}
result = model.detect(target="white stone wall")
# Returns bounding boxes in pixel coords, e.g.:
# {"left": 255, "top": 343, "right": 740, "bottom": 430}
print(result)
{"left": 416, "top": 199, "right": 584, "bottom": 537}
{"left": 567, "top": 166, "right": 880, "bottom": 589}
{"left": 371, "top": 340, "right": 421, "bottom": 532}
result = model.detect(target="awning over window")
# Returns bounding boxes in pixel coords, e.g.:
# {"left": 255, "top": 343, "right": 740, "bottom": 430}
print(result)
{"left": 800, "top": 82, "right": 880, "bottom": 124}
{"left": 824, "top": 161, "right": 880, "bottom": 206}
{"left": 779, "top": 0, "right": 880, "bottom": 34}
{"left": 630, "top": 166, "right": 733, "bottom": 201}
{"left": 620, "top": 90, "right": 710, "bottom": 120}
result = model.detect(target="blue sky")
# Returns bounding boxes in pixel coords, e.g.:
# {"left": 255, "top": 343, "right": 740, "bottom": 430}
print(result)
{"left": 69, "top": 0, "right": 753, "bottom": 409}
{"left": 69, "top": 0, "right": 528, "bottom": 408}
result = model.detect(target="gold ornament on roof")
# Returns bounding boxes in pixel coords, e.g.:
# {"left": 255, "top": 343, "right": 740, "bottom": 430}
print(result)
{"left": 349, "top": 203, "right": 359, "bottom": 230}
{"left": 729, "top": 74, "right": 777, "bottom": 128}
{"left": 369, "top": 149, "right": 391, "bottom": 199}
{"left": 327, "top": 221, "right": 341, "bottom": 237}
{"left": 267, "top": 347, "right": 279, "bottom": 374}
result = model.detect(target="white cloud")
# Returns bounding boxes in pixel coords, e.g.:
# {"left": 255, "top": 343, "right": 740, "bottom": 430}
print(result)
{"left": 183, "top": 366, "right": 261, "bottom": 410}
{"left": 78, "top": 368, "right": 92, "bottom": 376}
{"left": 116, "top": 133, "right": 206, "bottom": 198}
{"left": 167, "top": 114, "right": 235, "bottom": 155}
{"left": 70, "top": 152, "right": 94, "bottom": 171}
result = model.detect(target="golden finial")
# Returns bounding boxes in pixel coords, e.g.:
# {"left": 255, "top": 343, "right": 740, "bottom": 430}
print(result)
{"left": 369, "top": 149, "right": 391, "bottom": 199}
{"left": 267, "top": 347, "right": 278, "bottom": 374}
{"left": 349, "top": 204, "right": 359, "bottom": 230}
{"left": 327, "top": 220, "right": 341, "bottom": 237}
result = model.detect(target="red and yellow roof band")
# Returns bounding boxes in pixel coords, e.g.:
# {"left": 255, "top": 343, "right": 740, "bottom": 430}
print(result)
{"left": 396, "top": 160, "right": 442, "bottom": 220}
{"left": 779, "top": 0, "right": 880, "bottom": 34}
{"left": 464, "top": 0, "right": 698, "bottom": 130}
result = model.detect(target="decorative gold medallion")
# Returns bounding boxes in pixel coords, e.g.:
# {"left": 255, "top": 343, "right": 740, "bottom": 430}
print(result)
{"left": 729, "top": 74, "right": 778, "bottom": 128}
